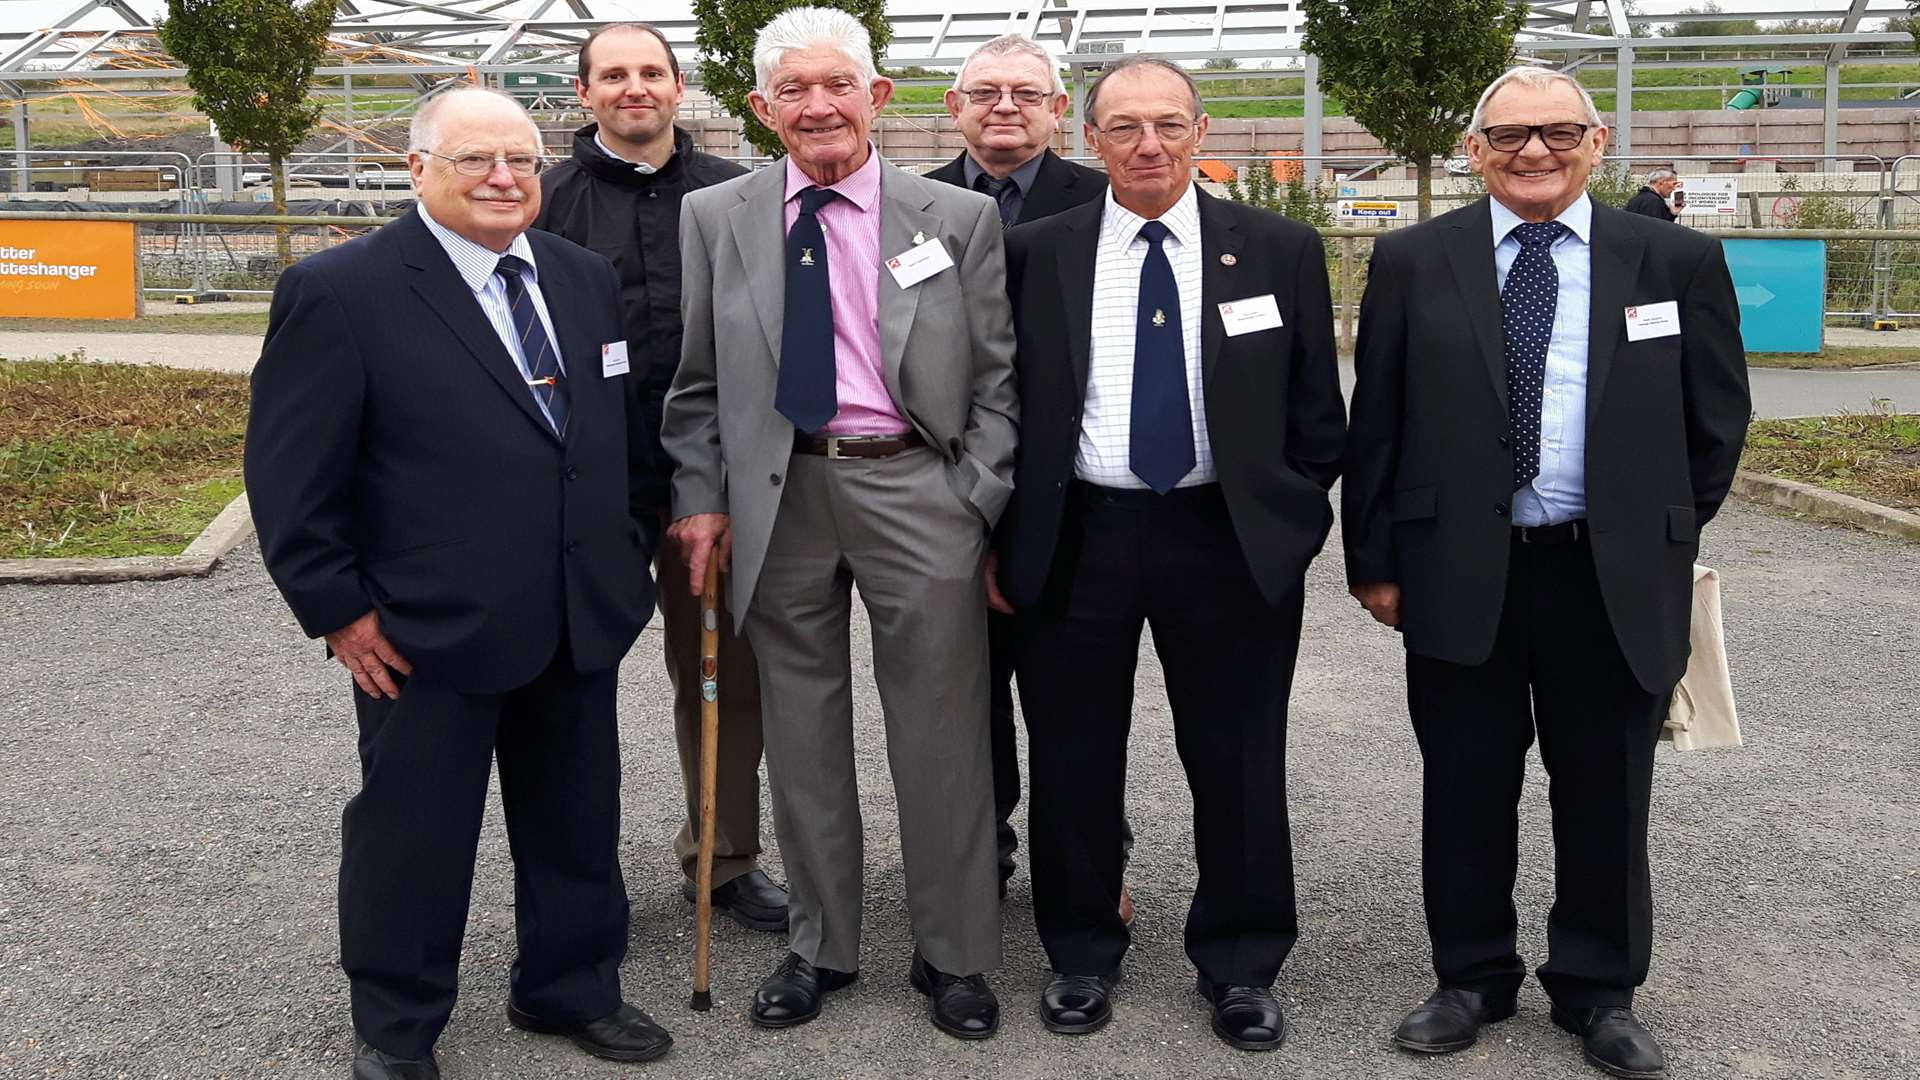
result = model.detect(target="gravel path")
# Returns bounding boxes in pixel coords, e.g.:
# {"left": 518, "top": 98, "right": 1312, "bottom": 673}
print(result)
{"left": 1, "top": 498, "right": 1914, "bottom": 1079}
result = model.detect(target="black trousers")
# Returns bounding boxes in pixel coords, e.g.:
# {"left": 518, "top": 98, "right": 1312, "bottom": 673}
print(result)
{"left": 340, "top": 648, "right": 628, "bottom": 1059}
{"left": 1017, "top": 483, "right": 1301, "bottom": 985}
{"left": 1407, "top": 533, "right": 1669, "bottom": 1010}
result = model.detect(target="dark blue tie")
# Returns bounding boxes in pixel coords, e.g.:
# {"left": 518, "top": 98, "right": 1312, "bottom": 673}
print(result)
{"left": 495, "top": 254, "right": 568, "bottom": 438}
{"left": 1130, "top": 220, "right": 1194, "bottom": 494}
{"left": 776, "top": 186, "right": 841, "bottom": 433}
{"left": 1502, "top": 221, "right": 1565, "bottom": 492}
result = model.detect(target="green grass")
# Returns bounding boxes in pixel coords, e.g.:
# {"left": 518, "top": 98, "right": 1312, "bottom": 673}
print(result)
{"left": 0, "top": 311, "right": 270, "bottom": 337}
{"left": 0, "top": 358, "right": 249, "bottom": 558}
{"left": 1746, "top": 346, "right": 1920, "bottom": 369}
{"left": 1742, "top": 407, "right": 1920, "bottom": 511}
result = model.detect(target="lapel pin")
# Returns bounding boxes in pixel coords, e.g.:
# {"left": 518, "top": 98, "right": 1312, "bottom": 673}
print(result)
{"left": 912, "top": 230, "right": 926, "bottom": 245}
{"left": 1220, "top": 253, "right": 1238, "bottom": 266}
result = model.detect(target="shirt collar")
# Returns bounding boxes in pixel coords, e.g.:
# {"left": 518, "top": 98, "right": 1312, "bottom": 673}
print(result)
{"left": 784, "top": 144, "right": 883, "bottom": 212}
{"left": 1101, "top": 182, "right": 1201, "bottom": 249}
{"left": 592, "top": 128, "right": 669, "bottom": 173}
{"left": 1490, "top": 192, "right": 1592, "bottom": 248}
{"left": 962, "top": 150, "right": 1046, "bottom": 195}
{"left": 417, "top": 200, "right": 537, "bottom": 294}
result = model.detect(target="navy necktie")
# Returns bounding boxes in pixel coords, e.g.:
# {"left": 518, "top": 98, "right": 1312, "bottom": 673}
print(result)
{"left": 974, "top": 173, "right": 1017, "bottom": 229}
{"left": 1502, "top": 221, "right": 1566, "bottom": 492}
{"left": 494, "top": 254, "right": 568, "bottom": 438}
{"left": 1129, "top": 220, "right": 1195, "bottom": 494}
{"left": 776, "top": 186, "right": 841, "bottom": 433}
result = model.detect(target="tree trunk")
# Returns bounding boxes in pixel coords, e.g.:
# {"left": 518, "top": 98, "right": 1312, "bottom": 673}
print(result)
{"left": 270, "top": 153, "right": 293, "bottom": 268}
{"left": 1416, "top": 157, "right": 1433, "bottom": 221}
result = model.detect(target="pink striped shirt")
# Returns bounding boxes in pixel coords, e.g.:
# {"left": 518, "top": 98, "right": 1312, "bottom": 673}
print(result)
{"left": 782, "top": 149, "right": 908, "bottom": 435}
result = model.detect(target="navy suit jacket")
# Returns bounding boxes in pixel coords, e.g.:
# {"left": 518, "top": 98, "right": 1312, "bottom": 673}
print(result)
{"left": 245, "top": 209, "right": 661, "bottom": 694}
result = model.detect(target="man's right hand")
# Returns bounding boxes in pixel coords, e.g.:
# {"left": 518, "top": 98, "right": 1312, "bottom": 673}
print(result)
{"left": 1350, "top": 582, "right": 1402, "bottom": 628}
{"left": 325, "top": 610, "right": 412, "bottom": 699}
{"left": 667, "top": 512, "right": 732, "bottom": 596}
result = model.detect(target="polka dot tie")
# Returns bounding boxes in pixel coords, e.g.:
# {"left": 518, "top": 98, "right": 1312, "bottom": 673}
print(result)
{"left": 1502, "top": 221, "right": 1565, "bottom": 492}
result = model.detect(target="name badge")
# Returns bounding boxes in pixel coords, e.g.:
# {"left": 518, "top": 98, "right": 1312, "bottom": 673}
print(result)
{"left": 885, "top": 237, "right": 954, "bottom": 289}
{"left": 1624, "top": 301, "right": 1681, "bottom": 342}
{"left": 602, "top": 340, "right": 630, "bottom": 377}
{"left": 1218, "top": 293, "right": 1284, "bottom": 336}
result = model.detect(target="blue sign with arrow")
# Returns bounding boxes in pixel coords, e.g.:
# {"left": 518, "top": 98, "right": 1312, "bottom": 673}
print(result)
{"left": 1721, "top": 238, "right": 1824, "bottom": 353}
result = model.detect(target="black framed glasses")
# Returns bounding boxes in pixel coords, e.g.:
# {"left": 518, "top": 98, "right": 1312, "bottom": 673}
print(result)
{"left": 961, "top": 86, "right": 1050, "bottom": 107}
{"left": 1479, "top": 123, "right": 1591, "bottom": 152}
{"left": 420, "top": 150, "right": 546, "bottom": 177}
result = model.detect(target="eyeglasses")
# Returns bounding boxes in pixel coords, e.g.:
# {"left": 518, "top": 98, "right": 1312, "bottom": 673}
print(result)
{"left": 961, "top": 86, "right": 1050, "bottom": 107}
{"left": 1094, "top": 119, "right": 1195, "bottom": 146}
{"left": 1479, "top": 123, "right": 1591, "bottom": 152}
{"left": 420, "top": 150, "right": 546, "bottom": 177}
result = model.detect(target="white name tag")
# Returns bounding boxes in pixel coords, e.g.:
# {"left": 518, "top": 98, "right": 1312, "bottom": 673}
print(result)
{"left": 885, "top": 237, "right": 954, "bottom": 289}
{"left": 601, "top": 340, "right": 630, "bottom": 377}
{"left": 1624, "top": 301, "right": 1681, "bottom": 342}
{"left": 1218, "top": 293, "right": 1284, "bottom": 336}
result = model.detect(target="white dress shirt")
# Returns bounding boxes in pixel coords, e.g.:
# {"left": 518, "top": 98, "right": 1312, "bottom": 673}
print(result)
{"left": 1491, "top": 193, "right": 1592, "bottom": 526}
{"left": 1077, "top": 184, "right": 1213, "bottom": 489}
{"left": 417, "top": 201, "right": 567, "bottom": 431}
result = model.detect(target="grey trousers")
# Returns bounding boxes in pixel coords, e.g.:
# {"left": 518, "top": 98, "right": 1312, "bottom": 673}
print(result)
{"left": 657, "top": 531, "right": 766, "bottom": 888}
{"left": 744, "top": 446, "right": 1001, "bottom": 976}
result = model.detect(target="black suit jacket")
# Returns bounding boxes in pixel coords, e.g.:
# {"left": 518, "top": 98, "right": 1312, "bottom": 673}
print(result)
{"left": 244, "top": 209, "right": 661, "bottom": 695}
{"left": 997, "top": 189, "right": 1347, "bottom": 609}
{"left": 1342, "top": 197, "right": 1750, "bottom": 692}
{"left": 925, "top": 148, "right": 1108, "bottom": 225}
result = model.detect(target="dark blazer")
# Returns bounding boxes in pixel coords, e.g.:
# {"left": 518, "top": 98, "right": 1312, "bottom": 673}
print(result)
{"left": 997, "top": 189, "right": 1347, "bottom": 610}
{"left": 1623, "top": 186, "right": 1677, "bottom": 223}
{"left": 1342, "top": 197, "right": 1750, "bottom": 692}
{"left": 245, "top": 209, "right": 661, "bottom": 695}
{"left": 925, "top": 148, "right": 1108, "bottom": 225}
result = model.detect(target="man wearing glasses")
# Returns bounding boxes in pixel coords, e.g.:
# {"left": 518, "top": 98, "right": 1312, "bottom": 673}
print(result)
{"left": 1344, "top": 67, "right": 1748, "bottom": 1079}
{"left": 924, "top": 32, "right": 1120, "bottom": 915}
{"left": 247, "top": 87, "right": 674, "bottom": 1077}
{"left": 994, "top": 56, "right": 1345, "bottom": 1049}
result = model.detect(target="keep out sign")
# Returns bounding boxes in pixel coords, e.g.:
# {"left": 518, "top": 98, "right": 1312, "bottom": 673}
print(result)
{"left": 0, "top": 220, "right": 139, "bottom": 319}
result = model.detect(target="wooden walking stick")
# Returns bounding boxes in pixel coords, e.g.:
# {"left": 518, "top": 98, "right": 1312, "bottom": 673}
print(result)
{"left": 690, "top": 556, "right": 722, "bottom": 1012}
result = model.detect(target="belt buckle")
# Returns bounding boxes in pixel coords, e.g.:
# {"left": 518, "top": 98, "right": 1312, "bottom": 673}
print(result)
{"left": 824, "top": 435, "right": 850, "bottom": 460}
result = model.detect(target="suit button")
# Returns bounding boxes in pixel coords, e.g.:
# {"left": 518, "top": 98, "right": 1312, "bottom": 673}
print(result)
{"left": 565, "top": 465, "right": 578, "bottom": 480}
{"left": 565, "top": 540, "right": 580, "bottom": 554}
{"left": 770, "top": 473, "right": 782, "bottom": 486}
{"left": 1494, "top": 502, "right": 1509, "bottom": 517}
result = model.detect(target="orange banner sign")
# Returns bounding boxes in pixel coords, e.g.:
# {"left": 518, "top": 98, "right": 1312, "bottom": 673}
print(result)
{"left": 0, "top": 219, "right": 139, "bottom": 320}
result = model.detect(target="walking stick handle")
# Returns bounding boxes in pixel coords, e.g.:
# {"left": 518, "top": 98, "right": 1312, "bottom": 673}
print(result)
{"left": 690, "top": 556, "right": 722, "bottom": 1011}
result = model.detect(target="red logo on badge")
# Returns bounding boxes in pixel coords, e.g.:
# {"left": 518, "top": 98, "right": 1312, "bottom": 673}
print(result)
{"left": 1626, "top": 306, "right": 1638, "bottom": 319}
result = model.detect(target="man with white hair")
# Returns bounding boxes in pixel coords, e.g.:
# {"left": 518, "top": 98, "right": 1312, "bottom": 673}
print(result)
{"left": 247, "top": 86, "right": 674, "bottom": 1078}
{"left": 924, "top": 30, "right": 1119, "bottom": 911}
{"left": 1624, "top": 168, "right": 1679, "bottom": 222}
{"left": 1345, "top": 66, "right": 1748, "bottom": 1078}
{"left": 663, "top": 5, "right": 1016, "bottom": 1040}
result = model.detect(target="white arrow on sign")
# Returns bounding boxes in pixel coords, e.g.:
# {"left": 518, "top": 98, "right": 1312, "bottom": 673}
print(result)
{"left": 1735, "top": 283, "right": 1776, "bottom": 306}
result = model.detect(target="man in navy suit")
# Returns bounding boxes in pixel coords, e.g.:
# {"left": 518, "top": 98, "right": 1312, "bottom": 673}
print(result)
{"left": 245, "top": 87, "right": 671, "bottom": 1080}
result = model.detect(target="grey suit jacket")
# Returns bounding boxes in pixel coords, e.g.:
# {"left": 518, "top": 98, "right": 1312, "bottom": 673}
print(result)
{"left": 664, "top": 156, "right": 1019, "bottom": 625}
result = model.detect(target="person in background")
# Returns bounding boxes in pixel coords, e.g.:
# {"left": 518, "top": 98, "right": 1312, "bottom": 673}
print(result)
{"left": 1623, "top": 168, "right": 1678, "bottom": 222}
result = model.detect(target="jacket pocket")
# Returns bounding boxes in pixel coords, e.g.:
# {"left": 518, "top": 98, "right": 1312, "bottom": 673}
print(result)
{"left": 364, "top": 536, "right": 469, "bottom": 565}
{"left": 1391, "top": 485, "right": 1438, "bottom": 522}
{"left": 1667, "top": 505, "right": 1697, "bottom": 542}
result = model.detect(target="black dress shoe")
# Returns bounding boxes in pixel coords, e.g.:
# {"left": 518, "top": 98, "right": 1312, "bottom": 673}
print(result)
{"left": 351, "top": 1042, "right": 439, "bottom": 1080}
{"left": 1039, "top": 970, "right": 1118, "bottom": 1034}
{"left": 1552, "top": 1005, "right": 1667, "bottom": 1079}
{"left": 681, "top": 868, "right": 790, "bottom": 932}
{"left": 506, "top": 1000, "right": 672, "bottom": 1063}
{"left": 750, "top": 951, "right": 859, "bottom": 1029}
{"left": 909, "top": 950, "right": 1000, "bottom": 1040}
{"left": 1195, "top": 974, "right": 1286, "bottom": 1051}
{"left": 1392, "top": 986, "right": 1518, "bottom": 1054}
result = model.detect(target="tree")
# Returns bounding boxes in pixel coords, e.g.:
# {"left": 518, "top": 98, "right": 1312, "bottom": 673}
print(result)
{"left": 157, "top": 0, "right": 335, "bottom": 267}
{"left": 1302, "top": 0, "right": 1526, "bottom": 219}
{"left": 693, "top": 0, "right": 892, "bottom": 154}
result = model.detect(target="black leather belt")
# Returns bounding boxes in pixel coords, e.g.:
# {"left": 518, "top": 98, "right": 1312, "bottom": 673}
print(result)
{"left": 1513, "top": 518, "right": 1588, "bottom": 545}
{"left": 792, "top": 430, "right": 926, "bottom": 459}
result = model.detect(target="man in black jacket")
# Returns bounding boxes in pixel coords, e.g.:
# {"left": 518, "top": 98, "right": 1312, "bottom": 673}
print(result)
{"left": 1344, "top": 68, "right": 1748, "bottom": 1079}
{"left": 923, "top": 32, "right": 1117, "bottom": 913}
{"left": 1622, "top": 169, "right": 1678, "bottom": 222}
{"left": 534, "top": 23, "right": 789, "bottom": 933}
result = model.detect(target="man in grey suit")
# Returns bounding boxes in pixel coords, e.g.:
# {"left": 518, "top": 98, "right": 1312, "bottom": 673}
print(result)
{"left": 662, "top": 5, "right": 1016, "bottom": 1041}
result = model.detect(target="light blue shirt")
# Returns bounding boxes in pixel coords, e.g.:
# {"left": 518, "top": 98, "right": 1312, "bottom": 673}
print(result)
{"left": 416, "top": 201, "right": 567, "bottom": 432}
{"left": 1491, "top": 193, "right": 1591, "bottom": 527}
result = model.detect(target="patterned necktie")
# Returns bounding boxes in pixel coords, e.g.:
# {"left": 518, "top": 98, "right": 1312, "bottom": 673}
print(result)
{"left": 776, "top": 186, "right": 841, "bottom": 432}
{"left": 1129, "top": 220, "right": 1195, "bottom": 494}
{"left": 494, "top": 254, "right": 569, "bottom": 438}
{"left": 1501, "top": 221, "right": 1566, "bottom": 492}
{"left": 974, "top": 173, "right": 1017, "bottom": 229}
